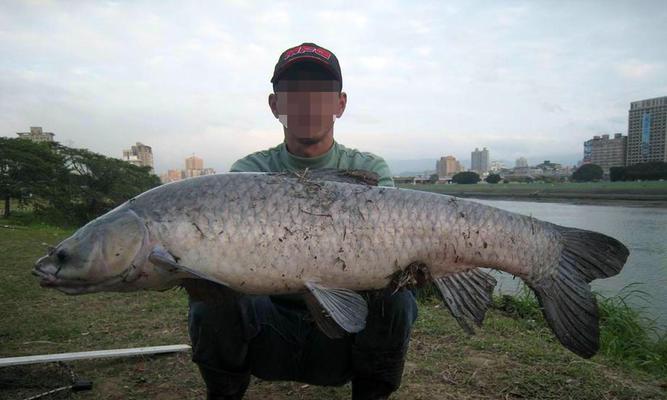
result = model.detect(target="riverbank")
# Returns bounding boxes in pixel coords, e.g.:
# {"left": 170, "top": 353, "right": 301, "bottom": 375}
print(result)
{"left": 1, "top": 219, "right": 665, "bottom": 398}
{"left": 399, "top": 181, "right": 667, "bottom": 207}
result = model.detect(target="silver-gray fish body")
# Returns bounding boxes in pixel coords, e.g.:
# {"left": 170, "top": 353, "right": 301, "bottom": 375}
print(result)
{"left": 131, "top": 173, "right": 558, "bottom": 293}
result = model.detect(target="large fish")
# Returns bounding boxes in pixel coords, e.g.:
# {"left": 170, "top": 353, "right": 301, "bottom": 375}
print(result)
{"left": 33, "top": 170, "right": 629, "bottom": 358}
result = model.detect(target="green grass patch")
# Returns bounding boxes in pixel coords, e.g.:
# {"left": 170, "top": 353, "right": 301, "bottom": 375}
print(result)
{"left": 399, "top": 181, "right": 667, "bottom": 204}
{"left": 402, "top": 180, "right": 667, "bottom": 194}
{"left": 492, "top": 283, "right": 667, "bottom": 379}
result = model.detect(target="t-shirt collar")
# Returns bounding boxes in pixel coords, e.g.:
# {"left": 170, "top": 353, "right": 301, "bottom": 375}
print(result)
{"left": 280, "top": 141, "right": 338, "bottom": 170}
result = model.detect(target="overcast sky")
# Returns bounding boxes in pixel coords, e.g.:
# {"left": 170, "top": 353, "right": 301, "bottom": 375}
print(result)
{"left": 1, "top": 0, "right": 666, "bottom": 174}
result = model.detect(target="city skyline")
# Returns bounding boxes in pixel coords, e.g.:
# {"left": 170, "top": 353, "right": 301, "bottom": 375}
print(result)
{"left": 5, "top": 124, "right": 636, "bottom": 177}
{"left": 2, "top": 1, "right": 665, "bottom": 174}
{"left": 160, "top": 153, "right": 216, "bottom": 183}
{"left": 9, "top": 121, "right": 653, "bottom": 177}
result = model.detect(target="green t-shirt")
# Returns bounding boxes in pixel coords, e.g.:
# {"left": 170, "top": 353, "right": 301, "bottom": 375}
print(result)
{"left": 230, "top": 141, "right": 394, "bottom": 187}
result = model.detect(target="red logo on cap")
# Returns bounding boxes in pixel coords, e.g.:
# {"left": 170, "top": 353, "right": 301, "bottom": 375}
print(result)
{"left": 283, "top": 45, "right": 332, "bottom": 61}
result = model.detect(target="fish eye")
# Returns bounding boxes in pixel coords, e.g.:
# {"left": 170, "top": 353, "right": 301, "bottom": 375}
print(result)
{"left": 56, "top": 249, "right": 68, "bottom": 263}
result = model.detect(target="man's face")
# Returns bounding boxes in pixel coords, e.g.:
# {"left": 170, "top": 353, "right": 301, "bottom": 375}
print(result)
{"left": 272, "top": 80, "right": 344, "bottom": 145}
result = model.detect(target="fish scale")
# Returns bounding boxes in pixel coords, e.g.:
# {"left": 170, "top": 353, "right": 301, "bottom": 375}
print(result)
{"left": 128, "top": 174, "right": 550, "bottom": 292}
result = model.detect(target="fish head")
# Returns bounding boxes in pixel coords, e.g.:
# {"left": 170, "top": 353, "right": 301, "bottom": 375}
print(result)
{"left": 33, "top": 209, "right": 152, "bottom": 294}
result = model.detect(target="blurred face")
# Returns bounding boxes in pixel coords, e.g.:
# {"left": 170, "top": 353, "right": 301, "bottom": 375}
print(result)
{"left": 271, "top": 79, "right": 346, "bottom": 146}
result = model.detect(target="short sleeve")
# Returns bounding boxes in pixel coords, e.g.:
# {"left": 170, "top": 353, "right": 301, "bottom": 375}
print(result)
{"left": 230, "top": 154, "right": 271, "bottom": 173}
{"left": 230, "top": 158, "right": 256, "bottom": 172}
{"left": 368, "top": 157, "right": 395, "bottom": 187}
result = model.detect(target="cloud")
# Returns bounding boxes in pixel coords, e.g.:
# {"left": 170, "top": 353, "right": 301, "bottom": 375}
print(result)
{"left": 317, "top": 10, "right": 368, "bottom": 29}
{"left": 1, "top": 1, "right": 665, "bottom": 175}
{"left": 616, "top": 60, "right": 662, "bottom": 79}
{"left": 540, "top": 102, "right": 564, "bottom": 113}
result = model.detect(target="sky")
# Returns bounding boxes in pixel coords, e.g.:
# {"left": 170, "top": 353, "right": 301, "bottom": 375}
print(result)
{"left": 1, "top": 0, "right": 666, "bottom": 175}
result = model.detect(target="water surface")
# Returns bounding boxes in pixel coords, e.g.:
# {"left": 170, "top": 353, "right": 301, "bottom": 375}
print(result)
{"left": 472, "top": 199, "right": 667, "bottom": 331}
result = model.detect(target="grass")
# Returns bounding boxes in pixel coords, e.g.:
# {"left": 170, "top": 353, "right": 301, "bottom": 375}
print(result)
{"left": 492, "top": 283, "right": 667, "bottom": 378}
{"left": 404, "top": 180, "right": 667, "bottom": 193}
{"left": 399, "top": 181, "right": 667, "bottom": 204}
{"left": 1, "top": 219, "right": 666, "bottom": 399}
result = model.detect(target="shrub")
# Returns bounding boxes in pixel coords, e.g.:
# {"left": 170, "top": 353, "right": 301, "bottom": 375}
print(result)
{"left": 572, "top": 163, "right": 603, "bottom": 182}
{"left": 485, "top": 173, "right": 502, "bottom": 184}
{"left": 452, "top": 171, "right": 480, "bottom": 184}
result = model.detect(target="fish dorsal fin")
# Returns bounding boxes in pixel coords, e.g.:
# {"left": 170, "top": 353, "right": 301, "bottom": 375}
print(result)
{"left": 149, "top": 245, "right": 229, "bottom": 287}
{"left": 303, "top": 292, "right": 348, "bottom": 339}
{"left": 288, "top": 168, "right": 380, "bottom": 186}
{"left": 433, "top": 269, "right": 497, "bottom": 334}
{"left": 305, "top": 281, "right": 368, "bottom": 334}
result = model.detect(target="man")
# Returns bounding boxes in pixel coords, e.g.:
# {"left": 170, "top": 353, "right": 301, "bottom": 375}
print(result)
{"left": 187, "top": 43, "right": 418, "bottom": 400}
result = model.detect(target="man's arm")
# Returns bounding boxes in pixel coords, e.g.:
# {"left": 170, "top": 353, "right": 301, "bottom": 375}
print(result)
{"left": 357, "top": 155, "right": 394, "bottom": 187}
{"left": 229, "top": 154, "right": 271, "bottom": 173}
{"left": 369, "top": 158, "right": 394, "bottom": 188}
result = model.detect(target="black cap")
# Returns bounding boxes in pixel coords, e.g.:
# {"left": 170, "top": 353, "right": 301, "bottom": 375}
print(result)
{"left": 271, "top": 42, "right": 342, "bottom": 87}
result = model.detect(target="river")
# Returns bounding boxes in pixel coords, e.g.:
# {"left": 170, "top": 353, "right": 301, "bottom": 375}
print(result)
{"left": 471, "top": 199, "right": 667, "bottom": 331}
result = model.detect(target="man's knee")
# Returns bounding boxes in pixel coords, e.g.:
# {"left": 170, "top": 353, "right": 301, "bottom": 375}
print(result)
{"left": 349, "top": 289, "right": 417, "bottom": 397}
{"left": 198, "top": 364, "right": 250, "bottom": 400}
{"left": 380, "top": 289, "right": 418, "bottom": 326}
{"left": 361, "top": 289, "right": 418, "bottom": 347}
{"left": 188, "top": 300, "right": 248, "bottom": 371}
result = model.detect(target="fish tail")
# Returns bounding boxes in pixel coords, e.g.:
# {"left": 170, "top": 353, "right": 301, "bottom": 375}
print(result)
{"left": 529, "top": 226, "right": 629, "bottom": 358}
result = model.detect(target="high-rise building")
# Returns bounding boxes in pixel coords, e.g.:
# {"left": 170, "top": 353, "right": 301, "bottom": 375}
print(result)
{"left": 490, "top": 160, "right": 505, "bottom": 172}
{"left": 515, "top": 157, "right": 528, "bottom": 168}
{"left": 471, "top": 147, "right": 490, "bottom": 174}
{"left": 583, "top": 133, "right": 627, "bottom": 173}
{"left": 183, "top": 155, "right": 215, "bottom": 178}
{"left": 122, "top": 142, "right": 154, "bottom": 172}
{"left": 185, "top": 155, "right": 204, "bottom": 171}
{"left": 437, "top": 155, "right": 463, "bottom": 177}
{"left": 160, "top": 169, "right": 184, "bottom": 184}
{"left": 626, "top": 96, "right": 667, "bottom": 165}
{"left": 16, "top": 126, "right": 55, "bottom": 142}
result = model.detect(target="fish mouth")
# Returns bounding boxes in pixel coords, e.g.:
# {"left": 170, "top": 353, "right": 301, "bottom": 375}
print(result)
{"left": 32, "top": 266, "right": 131, "bottom": 295}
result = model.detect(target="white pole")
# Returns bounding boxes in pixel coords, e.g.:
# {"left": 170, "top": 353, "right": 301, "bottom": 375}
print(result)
{"left": 0, "top": 344, "right": 191, "bottom": 368}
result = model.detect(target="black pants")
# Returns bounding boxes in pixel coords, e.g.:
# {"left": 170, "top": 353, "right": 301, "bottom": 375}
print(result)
{"left": 188, "top": 287, "right": 418, "bottom": 399}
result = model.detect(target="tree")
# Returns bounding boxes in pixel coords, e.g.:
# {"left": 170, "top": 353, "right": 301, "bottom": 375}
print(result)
{"left": 428, "top": 174, "right": 439, "bottom": 183}
{"left": 485, "top": 173, "right": 501, "bottom": 184}
{"left": 48, "top": 144, "right": 161, "bottom": 224}
{"left": 0, "top": 138, "right": 65, "bottom": 217}
{"left": 0, "top": 139, "right": 160, "bottom": 224}
{"left": 609, "top": 166, "right": 625, "bottom": 182}
{"left": 452, "top": 171, "right": 480, "bottom": 184}
{"left": 610, "top": 162, "right": 667, "bottom": 181}
{"left": 571, "top": 164, "right": 603, "bottom": 182}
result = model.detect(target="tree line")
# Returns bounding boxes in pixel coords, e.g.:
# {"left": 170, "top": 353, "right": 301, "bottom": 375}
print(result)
{"left": 610, "top": 162, "right": 667, "bottom": 182}
{"left": 0, "top": 138, "right": 160, "bottom": 225}
{"left": 439, "top": 162, "right": 667, "bottom": 184}
{"left": 573, "top": 162, "right": 667, "bottom": 182}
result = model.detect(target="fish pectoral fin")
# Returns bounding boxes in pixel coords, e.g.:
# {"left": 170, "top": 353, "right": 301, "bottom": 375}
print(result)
{"left": 304, "top": 281, "right": 368, "bottom": 334}
{"left": 303, "top": 292, "right": 348, "bottom": 339}
{"left": 433, "top": 268, "right": 497, "bottom": 335}
{"left": 149, "top": 245, "right": 228, "bottom": 287}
